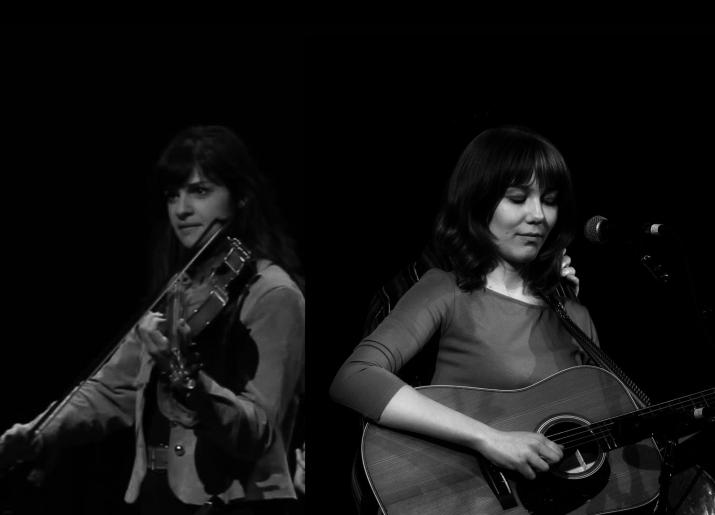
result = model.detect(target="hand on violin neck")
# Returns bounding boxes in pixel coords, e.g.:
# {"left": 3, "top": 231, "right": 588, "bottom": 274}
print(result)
{"left": 138, "top": 312, "right": 186, "bottom": 373}
{"left": 137, "top": 312, "right": 200, "bottom": 392}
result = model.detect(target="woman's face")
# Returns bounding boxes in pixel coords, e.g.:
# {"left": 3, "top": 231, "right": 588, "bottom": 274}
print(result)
{"left": 166, "top": 168, "right": 234, "bottom": 248}
{"left": 488, "top": 178, "right": 558, "bottom": 266}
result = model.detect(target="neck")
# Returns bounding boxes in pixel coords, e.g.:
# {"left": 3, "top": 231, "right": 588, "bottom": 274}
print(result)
{"left": 485, "top": 261, "right": 543, "bottom": 305}
{"left": 486, "top": 261, "right": 524, "bottom": 292}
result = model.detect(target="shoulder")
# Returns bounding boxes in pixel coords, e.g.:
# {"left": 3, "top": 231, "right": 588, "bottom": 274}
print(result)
{"left": 253, "top": 260, "right": 302, "bottom": 294}
{"left": 419, "top": 267, "right": 458, "bottom": 291}
{"left": 242, "top": 260, "right": 304, "bottom": 317}
{"left": 396, "top": 267, "right": 457, "bottom": 308}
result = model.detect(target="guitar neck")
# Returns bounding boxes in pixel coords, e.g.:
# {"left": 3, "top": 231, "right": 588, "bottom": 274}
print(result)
{"left": 555, "top": 387, "right": 715, "bottom": 452}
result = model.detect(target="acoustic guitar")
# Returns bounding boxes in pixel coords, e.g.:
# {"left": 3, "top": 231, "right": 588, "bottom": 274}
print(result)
{"left": 361, "top": 366, "right": 713, "bottom": 514}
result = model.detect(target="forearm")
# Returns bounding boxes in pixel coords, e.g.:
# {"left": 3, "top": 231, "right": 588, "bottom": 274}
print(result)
{"left": 40, "top": 378, "right": 135, "bottom": 450}
{"left": 379, "top": 386, "right": 565, "bottom": 480}
{"left": 39, "top": 334, "right": 140, "bottom": 450}
{"left": 379, "top": 385, "right": 493, "bottom": 453}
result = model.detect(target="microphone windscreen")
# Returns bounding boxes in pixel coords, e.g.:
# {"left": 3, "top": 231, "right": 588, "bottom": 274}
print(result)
{"left": 584, "top": 215, "right": 607, "bottom": 243}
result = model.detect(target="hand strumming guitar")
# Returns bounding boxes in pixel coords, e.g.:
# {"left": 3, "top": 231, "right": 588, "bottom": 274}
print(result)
{"left": 474, "top": 427, "right": 563, "bottom": 480}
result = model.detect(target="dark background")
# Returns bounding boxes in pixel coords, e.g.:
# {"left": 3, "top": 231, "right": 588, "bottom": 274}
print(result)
{"left": 0, "top": 24, "right": 713, "bottom": 513}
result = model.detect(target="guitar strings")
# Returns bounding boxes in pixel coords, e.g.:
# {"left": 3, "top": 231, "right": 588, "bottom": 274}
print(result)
{"left": 539, "top": 388, "right": 714, "bottom": 442}
{"left": 546, "top": 388, "right": 715, "bottom": 441}
{"left": 548, "top": 390, "right": 715, "bottom": 447}
{"left": 539, "top": 389, "right": 714, "bottom": 450}
{"left": 554, "top": 411, "right": 713, "bottom": 450}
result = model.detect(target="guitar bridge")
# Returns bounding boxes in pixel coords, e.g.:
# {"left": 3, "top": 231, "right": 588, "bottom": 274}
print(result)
{"left": 478, "top": 458, "right": 517, "bottom": 510}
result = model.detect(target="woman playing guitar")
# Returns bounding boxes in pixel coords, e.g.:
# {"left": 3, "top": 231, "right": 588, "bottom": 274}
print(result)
{"left": 330, "top": 126, "right": 675, "bottom": 514}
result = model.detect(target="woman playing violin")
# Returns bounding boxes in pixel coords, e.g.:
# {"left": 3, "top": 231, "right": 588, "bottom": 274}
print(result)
{"left": 0, "top": 125, "right": 305, "bottom": 514}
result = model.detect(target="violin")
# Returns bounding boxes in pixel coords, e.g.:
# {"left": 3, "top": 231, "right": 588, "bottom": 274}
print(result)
{"left": 160, "top": 230, "right": 254, "bottom": 397}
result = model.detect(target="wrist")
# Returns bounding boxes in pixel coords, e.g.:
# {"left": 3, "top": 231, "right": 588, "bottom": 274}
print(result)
{"left": 468, "top": 422, "right": 497, "bottom": 453}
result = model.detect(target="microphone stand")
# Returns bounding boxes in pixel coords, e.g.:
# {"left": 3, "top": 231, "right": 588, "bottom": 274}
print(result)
{"left": 653, "top": 419, "right": 714, "bottom": 514}
{"left": 637, "top": 230, "right": 713, "bottom": 347}
{"left": 640, "top": 235, "right": 715, "bottom": 513}
{"left": 598, "top": 224, "right": 714, "bottom": 512}
{"left": 653, "top": 437, "right": 677, "bottom": 515}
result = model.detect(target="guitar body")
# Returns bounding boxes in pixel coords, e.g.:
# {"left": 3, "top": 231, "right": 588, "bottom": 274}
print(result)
{"left": 362, "top": 366, "right": 662, "bottom": 514}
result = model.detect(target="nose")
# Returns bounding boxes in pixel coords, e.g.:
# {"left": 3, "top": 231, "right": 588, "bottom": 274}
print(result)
{"left": 171, "top": 191, "right": 194, "bottom": 219}
{"left": 525, "top": 197, "right": 546, "bottom": 223}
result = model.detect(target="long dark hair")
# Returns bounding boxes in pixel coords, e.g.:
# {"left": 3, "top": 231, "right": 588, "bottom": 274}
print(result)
{"left": 147, "top": 125, "right": 303, "bottom": 293}
{"left": 433, "top": 126, "right": 576, "bottom": 294}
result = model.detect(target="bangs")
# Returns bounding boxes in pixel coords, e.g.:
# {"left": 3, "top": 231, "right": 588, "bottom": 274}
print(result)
{"left": 156, "top": 160, "right": 196, "bottom": 192}
{"left": 154, "top": 139, "right": 222, "bottom": 192}
{"left": 155, "top": 139, "right": 197, "bottom": 192}
{"left": 504, "top": 138, "right": 570, "bottom": 194}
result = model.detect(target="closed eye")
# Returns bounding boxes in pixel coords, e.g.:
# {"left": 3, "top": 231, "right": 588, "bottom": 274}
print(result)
{"left": 542, "top": 192, "right": 559, "bottom": 205}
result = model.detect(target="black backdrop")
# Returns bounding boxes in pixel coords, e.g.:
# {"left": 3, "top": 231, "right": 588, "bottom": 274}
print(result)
{"left": 0, "top": 24, "right": 713, "bottom": 513}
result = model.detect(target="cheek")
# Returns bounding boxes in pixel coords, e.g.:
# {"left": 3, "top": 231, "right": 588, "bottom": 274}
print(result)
{"left": 545, "top": 207, "right": 558, "bottom": 227}
{"left": 218, "top": 199, "right": 235, "bottom": 219}
{"left": 215, "top": 190, "right": 234, "bottom": 218}
{"left": 489, "top": 205, "right": 519, "bottom": 236}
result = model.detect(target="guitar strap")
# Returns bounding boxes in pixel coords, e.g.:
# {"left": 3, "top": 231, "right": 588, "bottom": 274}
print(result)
{"left": 542, "top": 293, "right": 652, "bottom": 407}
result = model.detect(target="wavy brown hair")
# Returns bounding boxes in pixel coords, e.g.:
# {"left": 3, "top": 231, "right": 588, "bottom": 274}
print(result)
{"left": 433, "top": 126, "right": 576, "bottom": 294}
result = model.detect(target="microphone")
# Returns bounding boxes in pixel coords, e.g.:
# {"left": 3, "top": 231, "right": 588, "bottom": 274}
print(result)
{"left": 583, "top": 215, "right": 671, "bottom": 244}
{"left": 694, "top": 406, "right": 715, "bottom": 420}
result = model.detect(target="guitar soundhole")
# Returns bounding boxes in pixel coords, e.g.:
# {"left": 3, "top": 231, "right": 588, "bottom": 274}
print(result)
{"left": 517, "top": 415, "right": 612, "bottom": 514}
{"left": 538, "top": 414, "right": 607, "bottom": 480}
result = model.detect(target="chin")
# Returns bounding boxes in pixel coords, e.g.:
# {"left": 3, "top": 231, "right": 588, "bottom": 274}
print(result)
{"left": 508, "top": 251, "right": 540, "bottom": 265}
{"left": 178, "top": 237, "right": 196, "bottom": 249}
